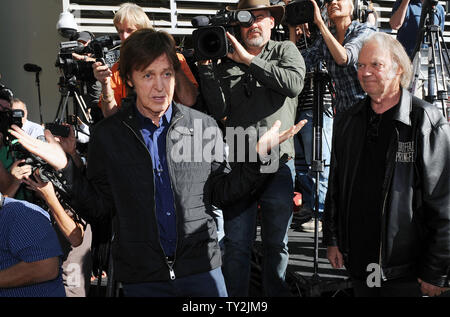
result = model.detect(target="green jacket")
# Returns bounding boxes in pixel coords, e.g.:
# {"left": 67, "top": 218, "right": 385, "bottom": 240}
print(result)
{"left": 198, "top": 40, "right": 305, "bottom": 159}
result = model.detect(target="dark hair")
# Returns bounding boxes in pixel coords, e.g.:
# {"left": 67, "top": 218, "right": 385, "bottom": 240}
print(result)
{"left": 119, "top": 28, "right": 181, "bottom": 91}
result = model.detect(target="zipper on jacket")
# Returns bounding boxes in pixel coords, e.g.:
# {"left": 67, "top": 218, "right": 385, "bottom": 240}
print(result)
{"left": 378, "top": 191, "right": 389, "bottom": 282}
{"left": 167, "top": 257, "right": 176, "bottom": 280}
{"left": 123, "top": 116, "right": 182, "bottom": 280}
{"left": 378, "top": 128, "right": 398, "bottom": 281}
{"left": 163, "top": 111, "right": 184, "bottom": 279}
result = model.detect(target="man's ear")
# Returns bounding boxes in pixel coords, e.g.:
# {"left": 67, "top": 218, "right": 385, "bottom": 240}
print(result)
{"left": 269, "top": 16, "right": 275, "bottom": 29}
{"left": 126, "top": 79, "right": 134, "bottom": 88}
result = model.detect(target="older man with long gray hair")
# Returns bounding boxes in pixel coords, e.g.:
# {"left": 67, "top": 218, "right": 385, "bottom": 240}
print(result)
{"left": 324, "top": 32, "right": 450, "bottom": 297}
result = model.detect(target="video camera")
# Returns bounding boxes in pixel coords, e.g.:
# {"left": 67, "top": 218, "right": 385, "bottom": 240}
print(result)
{"left": 191, "top": 9, "right": 255, "bottom": 60}
{"left": 0, "top": 109, "right": 23, "bottom": 145}
{"left": 285, "top": 0, "right": 324, "bottom": 25}
{"left": 0, "top": 83, "right": 14, "bottom": 106}
{"left": 55, "top": 34, "right": 121, "bottom": 82}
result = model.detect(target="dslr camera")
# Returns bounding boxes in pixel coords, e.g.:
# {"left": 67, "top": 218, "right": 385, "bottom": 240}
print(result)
{"left": 191, "top": 9, "right": 255, "bottom": 60}
{"left": 55, "top": 34, "right": 121, "bottom": 82}
{"left": 0, "top": 83, "right": 22, "bottom": 145}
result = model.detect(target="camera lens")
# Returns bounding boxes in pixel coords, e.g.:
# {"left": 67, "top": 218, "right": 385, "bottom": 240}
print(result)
{"left": 199, "top": 31, "right": 223, "bottom": 55}
{"left": 237, "top": 10, "right": 254, "bottom": 27}
{"left": 193, "top": 26, "right": 228, "bottom": 60}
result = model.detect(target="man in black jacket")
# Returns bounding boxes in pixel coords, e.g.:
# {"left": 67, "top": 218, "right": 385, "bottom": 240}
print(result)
{"left": 324, "top": 32, "right": 450, "bottom": 297}
{"left": 9, "top": 29, "right": 306, "bottom": 297}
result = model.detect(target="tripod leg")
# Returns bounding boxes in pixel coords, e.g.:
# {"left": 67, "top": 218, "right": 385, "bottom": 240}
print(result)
{"left": 56, "top": 92, "right": 71, "bottom": 123}
{"left": 73, "top": 91, "right": 93, "bottom": 124}
{"left": 410, "top": 50, "right": 424, "bottom": 97}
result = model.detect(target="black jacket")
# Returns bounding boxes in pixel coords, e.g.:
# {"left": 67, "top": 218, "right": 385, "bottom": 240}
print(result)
{"left": 323, "top": 89, "right": 450, "bottom": 287}
{"left": 59, "top": 99, "right": 268, "bottom": 283}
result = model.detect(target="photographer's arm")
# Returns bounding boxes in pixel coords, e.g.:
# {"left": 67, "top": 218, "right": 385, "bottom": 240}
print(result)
{"left": 311, "top": 0, "right": 348, "bottom": 65}
{"left": 389, "top": 0, "right": 410, "bottom": 30}
{"left": 24, "top": 171, "right": 84, "bottom": 248}
{"left": 92, "top": 61, "right": 118, "bottom": 118}
{"left": 0, "top": 258, "right": 60, "bottom": 288}
{"left": 197, "top": 61, "right": 229, "bottom": 121}
{"left": 56, "top": 124, "right": 84, "bottom": 170}
{"left": 0, "top": 162, "right": 17, "bottom": 197}
{"left": 0, "top": 162, "right": 12, "bottom": 191}
{"left": 174, "top": 54, "right": 199, "bottom": 107}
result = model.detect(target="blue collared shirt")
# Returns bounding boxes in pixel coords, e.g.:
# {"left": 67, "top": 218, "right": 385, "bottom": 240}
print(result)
{"left": 301, "top": 21, "right": 376, "bottom": 113}
{"left": 137, "top": 104, "right": 177, "bottom": 257}
{"left": 392, "top": 0, "right": 446, "bottom": 59}
{"left": 0, "top": 197, "right": 66, "bottom": 297}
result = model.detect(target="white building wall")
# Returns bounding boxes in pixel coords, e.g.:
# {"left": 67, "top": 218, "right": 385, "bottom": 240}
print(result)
{"left": 0, "top": 0, "right": 64, "bottom": 124}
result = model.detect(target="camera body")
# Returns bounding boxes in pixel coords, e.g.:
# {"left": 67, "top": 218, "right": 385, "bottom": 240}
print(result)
{"left": 55, "top": 35, "right": 121, "bottom": 82}
{"left": 285, "top": 0, "right": 324, "bottom": 25}
{"left": 0, "top": 108, "right": 23, "bottom": 145}
{"left": 45, "top": 122, "right": 70, "bottom": 138}
{"left": 192, "top": 9, "right": 254, "bottom": 60}
{"left": 0, "top": 84, "right": 14, "bottom": 105}
{"left": 0, "top": 106, "right": 47, "bottom": 181}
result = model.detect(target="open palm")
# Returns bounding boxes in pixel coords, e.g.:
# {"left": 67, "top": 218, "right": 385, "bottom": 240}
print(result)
{"left": 256, "top": 119, "right": 307, "bottom": 157}
{"left": 9, "top": 125, "right": 68, "bottom": 171}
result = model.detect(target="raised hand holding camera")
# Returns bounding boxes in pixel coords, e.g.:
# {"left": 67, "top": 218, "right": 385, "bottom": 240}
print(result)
{"left": 225, "top": 32, "right": 255, "bottom": 66}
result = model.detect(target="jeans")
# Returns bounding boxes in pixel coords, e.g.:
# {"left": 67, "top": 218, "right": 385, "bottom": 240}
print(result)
{"left": 295, "top": 109, "right": 333, "bottom": 215}
{"left": 222, "top": 160, "right": 295, "bottom": 297}
{"left": 122, "top": 267, "right": 228, "bottom": 297}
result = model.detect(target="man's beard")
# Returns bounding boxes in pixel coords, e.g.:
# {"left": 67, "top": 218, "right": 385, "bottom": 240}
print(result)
{"left": 245, "top": 30, "right": 265, "bottom": 48}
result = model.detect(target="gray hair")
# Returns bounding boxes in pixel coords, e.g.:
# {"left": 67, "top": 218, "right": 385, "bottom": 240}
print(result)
{"left": 360, "top": 32, "right": 412, "bottom": 88}
{"left": 113, "top": 2, "right": 153, "bottom": 30}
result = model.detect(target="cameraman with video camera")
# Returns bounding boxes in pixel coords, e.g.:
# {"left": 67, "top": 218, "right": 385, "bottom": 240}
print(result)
{"left": 70, "top": 31, "right": 104, "bottom": 125}
{"left": 197, "top": 0, "right": 306, "bottom": 297}
{"left": 390, "top": 0, "right": 446, "bottom": 60}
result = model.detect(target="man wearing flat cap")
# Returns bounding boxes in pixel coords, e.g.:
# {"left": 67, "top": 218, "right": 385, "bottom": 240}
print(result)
{"left": 198, "top": 0, "right": 306, "bottom": 297}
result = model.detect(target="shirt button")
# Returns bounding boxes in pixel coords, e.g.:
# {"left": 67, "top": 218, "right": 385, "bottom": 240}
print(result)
{"left": 166, "top": 212, "right": 171, "bottom": 216}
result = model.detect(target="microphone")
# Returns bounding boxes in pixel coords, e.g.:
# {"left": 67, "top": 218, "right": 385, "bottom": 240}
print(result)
{"left": 191, "top": 16, "right": 210, "bottom": 27}
{"left": 23, "top": 63, "right": 42, "bottom": 73}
